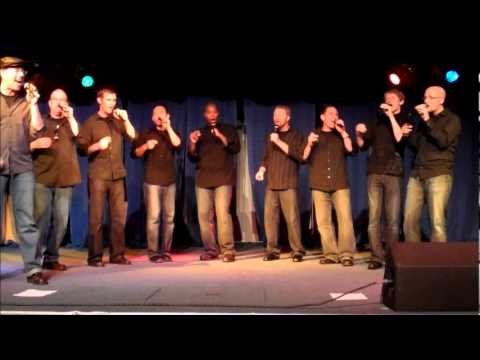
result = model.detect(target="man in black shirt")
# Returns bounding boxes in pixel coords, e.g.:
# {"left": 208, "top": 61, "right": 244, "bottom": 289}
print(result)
{"left": 255, "top": 105, "right": 306, "bottom": 262}
{"left": 133, "top": 105, "right": 181, "bottom": 263}
{"left": 0, "top": 56, "right": 48, "bottom": 285}
{"left": 355, "top": 89, "right": 412, "bottom": 269}
{"left": 77, "top": 88, "right": 136, "bottom": 267}
{"left": 303, "top": 105, "right": 356, "bottom": 266}
{"left": 188, "top": 102, "right": 240, "bottom": 262}
{"left": 30, "top": 89, "right": 81, "bottom": 271}
{"left": 403, "top": 86, "right": 461, "bottom": 243}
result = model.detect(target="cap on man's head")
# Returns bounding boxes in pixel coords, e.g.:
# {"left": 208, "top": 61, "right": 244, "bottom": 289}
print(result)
{"left": 0, "top": 56, "right": 26, "bottom": 69}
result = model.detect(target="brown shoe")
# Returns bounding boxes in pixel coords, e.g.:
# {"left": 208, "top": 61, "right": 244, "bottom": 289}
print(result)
{"left": 319, "top": 258, "right": 338, "bottom": 265}
{"left": 222, "top": 254, "right": 235, "bottom": 262}
{"left": 43, "top": 261, "right": 67, "bottom": 271}
{"left": 27, "top": 272, "right": 48, "bottom": 285}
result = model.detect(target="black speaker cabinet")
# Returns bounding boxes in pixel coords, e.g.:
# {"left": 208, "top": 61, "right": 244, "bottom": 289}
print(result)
{"left": 382, "top": 242, "right": 479, "bottom": 312}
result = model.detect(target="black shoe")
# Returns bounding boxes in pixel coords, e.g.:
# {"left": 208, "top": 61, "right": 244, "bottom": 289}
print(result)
{"left": 263, "top": 253, "right": 280, "bottom": 261}
{"left": 88, "top": 261, "right": 105, "bottom": 267}
{"left": 200, "top": 253, "right": 218, "bottom": 261}
{"left": 161, "top": 254, "right": 173, "bottom": 262}
{"left": 223, "top": 254, "right": 235, "bottom": 262}
{"left": 110, "top": 257, "right": 132, "bottom": 265}
{"left": 341, "top": 258, "right": 354, "bottom": 267}
{"left": 27, "top": 272, "right": 48, "bottom": 285}
{"left": 292, "top": 254, "right": 303, "bottom": 262}
{"left": 368, "top": 260, "right": 383, "bottom": 270}
{"left": 319, "top": 258, "right": 338, "bottom": 264}
{"left": 43, "top": 261, "right": 67, "bottom": 271}
{"left": 149, "top": 255, "right": 163, "bottom": 263}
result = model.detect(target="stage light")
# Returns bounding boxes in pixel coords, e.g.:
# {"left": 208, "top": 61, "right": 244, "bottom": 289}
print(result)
{"left": 389, "top": 73, "right": 401, "bottom": 85}
{"left": 81, "top": 75, "right": 95, "bottom": 88}
{"left": 445, "top": 70, "right": 460, "bottom": 83}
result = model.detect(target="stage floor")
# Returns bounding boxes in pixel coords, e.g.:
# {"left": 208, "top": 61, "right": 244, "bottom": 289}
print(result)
{"left": 1, "top": 243, "right": 393, "bottom": 314}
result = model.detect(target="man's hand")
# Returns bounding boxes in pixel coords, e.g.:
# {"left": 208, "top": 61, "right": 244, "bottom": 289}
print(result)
{"left": 31, "top": 137, "right": 52, "bottom": 150}
{"left": 255, "top": 168, "right": 265, "bottom": 181}
{"left": 24, "top": 83, "right": 40, "bottom": 106}
{"left": 380, "top": 103, "right": 394, "bottom": 117}
{"left": 145, "top": 139, "right": 158, "bottom": 150}
{"left": 98, "top": 136, "right": 112, "bottom": 150}
{"left": 189, "top": 130, "right": 202, "bottom": 144}
{"left": 161, "top": 113, "right": 171, "bottom": 130}
{"left": 355, "top": 123, "right": 367, "bottom": 134}
{"left": 307, "top": 132, "right": 319, "bottom": 146}
{"left": 270, "top": 133, "right": 279, "bottom": 143}
{"left": 335, "top": 119, "right": 347, "bottom": 134}
{"left": 60, "top": 104, "right": 74, "bottom": 120}
{"left": 401, "top": 123, "right": 414, "bottom": 136}
{"left": 415, "top": 104, "right": 430, "bottom": 122}
{"left": 113, "top": 109, "right": 129, "bottom": 122}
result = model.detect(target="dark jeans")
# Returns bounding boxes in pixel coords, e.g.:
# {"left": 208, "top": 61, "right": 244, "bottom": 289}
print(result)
{"left": 404, "top": 174, "right": 453, "bottom": 243}
{"left": 0, "top": 172, "right": 42, "bottom": 277}
{"left": 264, "top": 189, "right": 305, "bottom": 256}
{"left": 87, "top": 177, "right": 127, "bottom": 263}
{"left": 34, "top": 183, "right": 73, "bottom": 263}
{"left": 367, "top": 174, "right": 401, "bottom": 262}
{"left": 144, "top": 183, "right": 176, "bottom": 257}
{"left": 195, "top": 185, "right": 235, "bottom": 256}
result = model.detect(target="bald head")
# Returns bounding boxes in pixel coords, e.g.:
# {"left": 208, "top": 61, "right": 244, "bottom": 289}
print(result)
{"left": 424, "top": 86, "right": 446, "bottom": 114}
{"left": 48, "top": 88, "right": 69, "bottom": 118}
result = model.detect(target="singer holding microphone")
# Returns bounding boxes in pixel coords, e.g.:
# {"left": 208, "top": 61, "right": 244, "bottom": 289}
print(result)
{"left": 76, "top": 87, "right": 136, "bottom": 267}
{"left": 302, "top": 105, "right": 356, "bottom": 266}
{"left": 30, "top": 89, "right": 81, "bottom": 272}
{"left": 355, "top": 89, "right": 412, "bottom": 270}
{"left": 255, "top": 105, "right": 306, "bottom": 262}
{"left": 132, "top": 105, "right": 182, "bottom": 263}
{"left": 0, "top": 56, "right": 48, "bottom": 285}
{"left": 188, "top": 101, "right": 240, "bottom": 262}
{"left": 403, "top": 86, "right": 461, "bottom": 243}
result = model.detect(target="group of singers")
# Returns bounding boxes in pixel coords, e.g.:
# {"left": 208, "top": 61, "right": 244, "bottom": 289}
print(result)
{"left": 0, "top": 57, "right": 461, "bottom": 285}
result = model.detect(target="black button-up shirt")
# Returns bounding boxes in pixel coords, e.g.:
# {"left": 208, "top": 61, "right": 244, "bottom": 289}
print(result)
{"left": 361, "top": 110, "right": 410, "bottom": 177}
{"left": 32, "top": 114, "right": 81, "bottom": 187}
{"left": 308, "top": 129, "right": 350, "bottom": 192}
{"left": 76, "top": 113, "right": 133, "bottom": 181}
{"left": 0, "top": 94, "right": 43, "bottom": 175}
{"left": 408, "top": 109, "right": 461, "bottom": 181}
{"left": 188, "top": 123, "right": 240, "bottom": 188}
{"left": 260, "top": 127, "right": 305, "bottom": 190}
{"left": 132, "top": 127, "right": 182, "bottom": 186}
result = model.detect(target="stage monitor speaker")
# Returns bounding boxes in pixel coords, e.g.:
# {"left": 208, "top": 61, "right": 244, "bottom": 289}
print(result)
{"left": 382, "top": 242, "right": 479, "bottom": 312}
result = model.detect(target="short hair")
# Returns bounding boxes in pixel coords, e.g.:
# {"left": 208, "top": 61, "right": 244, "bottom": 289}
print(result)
{"left": 204, "top": 101, "right": 219, "bottom": 112}
{"left": 274, "top": 104, "right": 291, "bottom": 117}
{"left": 320, "top": 104, "right": 336, "bottom": 115}
{"left": 96, "top": 87, "right": 116, "bottom": 99}
{"left": 153, "top": 104, "right": 169, "bottom": 113}
{"left": 384, "top": 88, "right": 405, "bottom": 102}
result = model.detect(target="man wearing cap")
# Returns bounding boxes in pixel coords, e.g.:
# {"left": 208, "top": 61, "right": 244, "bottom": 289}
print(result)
{"left": 0, "top": 56, "right": 48, "bottom": 285}
{"left": 30, "top": 89, "right": 81, "bottom": 271}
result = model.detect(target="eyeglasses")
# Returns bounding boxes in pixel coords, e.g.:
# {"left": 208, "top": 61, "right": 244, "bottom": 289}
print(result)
{"left": 424, "top": 95, "right": 442, "bottom": 100}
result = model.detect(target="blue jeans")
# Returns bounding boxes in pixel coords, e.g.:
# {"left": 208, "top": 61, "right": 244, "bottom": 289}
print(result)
{"left": 144, "top": 183, "right": 176, "bottom": 257}
{"left": 195, "top": 185, "right": 235, "bottom": 256}
{"left": 367, "top": 174, "right": 401, "bottom": 262}
{"left": 404, "top": 175, "right": 453, "bottom": 243}
{"left": 0, "top": 172, "right": 42, "bottom": 276}
{"left": 34, "top": 183, "right": 73, "bottom": 263}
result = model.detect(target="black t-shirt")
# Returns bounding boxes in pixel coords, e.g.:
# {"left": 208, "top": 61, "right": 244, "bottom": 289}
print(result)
{"left": 132, "top": 127, "right": 182, "bottom": 186}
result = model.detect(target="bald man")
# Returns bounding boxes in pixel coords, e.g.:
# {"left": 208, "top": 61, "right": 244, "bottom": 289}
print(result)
{"left": 403, "top": 86, "right": 461, "bottom": 243}
{"left": 30, "top": 89, "right": 81, "bottom": 271}
{"left": 132, "top": 105, "right": 182, "bottom": 262}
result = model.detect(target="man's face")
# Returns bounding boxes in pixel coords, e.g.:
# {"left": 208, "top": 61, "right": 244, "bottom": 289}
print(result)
{"left": 423, "top": 87, "right": 444, "bottom": 113}
{"left": 49, "top": 90, "right": 68, "bottom": 117}
{"left": 0, "top": 67, "right": 26, "bottom": 92}
{"left": 204, "top": 105, "right": 219, "bottom": 126}
{"left": 320, "top": 107, "right": 339, "bottom": 129}
{"left": 384, "top": 92, "right": 404, "bottom": 113}
{"left": 152, "top": 106, "right": 168, "bottom": 128}
{"left": 273, "top": 108, "right": 290, "bottom": 128}
{"left": 97, "top": 92, "right": 117, "bottom": 115}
